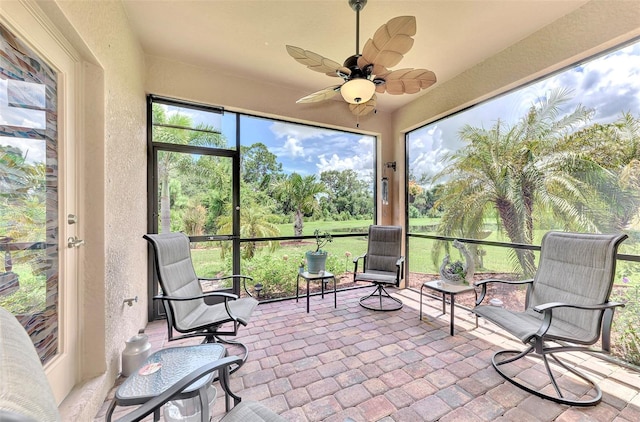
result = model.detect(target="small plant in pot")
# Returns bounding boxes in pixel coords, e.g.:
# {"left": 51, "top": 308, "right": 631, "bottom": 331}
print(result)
{"left": 305, "top": 230, "right": 332, "bottom": 274}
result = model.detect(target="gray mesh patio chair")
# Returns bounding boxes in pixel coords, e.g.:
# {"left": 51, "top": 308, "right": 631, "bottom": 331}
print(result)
{"left": 353, "top": 225, "right": 404, "bottom": 311}
{"left": 474, "top": 231, "right": 627, "bottom": 406}
{"left": 144, "top": 233, "right": 258, "bottom": 371}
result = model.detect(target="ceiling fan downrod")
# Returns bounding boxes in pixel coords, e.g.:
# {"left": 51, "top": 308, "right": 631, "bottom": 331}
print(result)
{"left": 349, "top": 0, "right": 367, "bottom": 56}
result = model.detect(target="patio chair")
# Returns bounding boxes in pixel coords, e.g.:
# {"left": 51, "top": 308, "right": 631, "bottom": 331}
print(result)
{"left": 473, "top": 231, "right": 627, "bottom": 406}
{"left": 144, "top": 232, "right": 258, "bottom": 371}
{"left": 353, "top": 225, "right": 404, "bottom": 311}
{"left": 0, "top": 305, "right": 284, "bottom": 422}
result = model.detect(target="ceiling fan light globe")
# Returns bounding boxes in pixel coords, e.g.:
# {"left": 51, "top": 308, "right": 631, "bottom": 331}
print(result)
{"left": 341, "top": 78, "right": 376, "bottom": 104}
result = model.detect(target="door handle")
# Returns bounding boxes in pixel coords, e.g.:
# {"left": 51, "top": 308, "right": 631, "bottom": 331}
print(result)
{"left": 67, "top": 236, "right": 85, "bottom": 248}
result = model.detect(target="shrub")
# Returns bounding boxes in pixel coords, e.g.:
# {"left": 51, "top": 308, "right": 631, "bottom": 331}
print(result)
{"left": 611, "top": 286, "right": 640, "bottom": 366}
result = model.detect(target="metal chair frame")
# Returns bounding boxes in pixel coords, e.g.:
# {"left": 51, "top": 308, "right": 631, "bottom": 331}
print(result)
{"left": 144, "top": 233, "right": 258, "bottom": 373}
{"left": 353, "top": 225, "right": 404, "bottom": 311}
{"left": 474, "top": 232, "right": 627, "bottom": 406}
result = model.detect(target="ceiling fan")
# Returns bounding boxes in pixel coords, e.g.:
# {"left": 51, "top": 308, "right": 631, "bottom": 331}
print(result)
{"left": 286, "top": 0, "right": 437, "bottom": 117}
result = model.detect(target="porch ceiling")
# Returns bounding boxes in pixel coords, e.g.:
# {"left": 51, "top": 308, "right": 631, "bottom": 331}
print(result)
{"left": 121, "top": 0, "right": 589, "bottom": 114}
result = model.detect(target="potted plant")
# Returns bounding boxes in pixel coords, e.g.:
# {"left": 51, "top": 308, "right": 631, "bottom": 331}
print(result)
{"left": 305, "top": 230, "right": 332, "bottom": 274}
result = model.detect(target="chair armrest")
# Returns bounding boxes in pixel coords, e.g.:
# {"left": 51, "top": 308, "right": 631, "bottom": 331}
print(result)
{"left": 474, "top": 278, "right": 533, "bottom": 306}
{"left": 534, "top": 301, "right": 625, "bottom": 313}
{"left": 395, "top": 256, "right": 405, "bottom": 266}
{"left": 473, "top": 278, "right": 533, "bottom": 288}
{"left": 474, "top": 278, "right": 533, "bottom": 305}
{"left": 153, "top": 291, "right": 239, "bottom": 302}
{"left": 532, "top": 301, "right": 626, "bottom": 343}
{"left": 199, "top": 274, "right": 255, "bottom": 297}
{"left": 114, "top": 356, "right": 244, "bottom": 422}
{"left": 352, "top": 254, "right": 366, "bottom": 282}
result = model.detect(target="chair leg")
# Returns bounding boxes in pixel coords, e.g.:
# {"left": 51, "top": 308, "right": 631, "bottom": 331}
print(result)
{"left": 491, "top": 347, "right": 602, "bottom": 406}
{"left": 203, "top": 336, "right": 249, "bottom": 375}
{"left": 359, "top": 284, "right": 403, "bottom": 311}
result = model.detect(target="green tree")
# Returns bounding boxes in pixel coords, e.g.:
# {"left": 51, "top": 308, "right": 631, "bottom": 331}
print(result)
{"left": 583, "top": 114, "right": 640, "bottom": 232}
{"left": 152, "top": 105, "right": 226, "bottom": 233}
{"left": 272, "top": 173, "right": 325, "bottom": 236}
{"left": 433, "top": 88, "right": 597, "bottom": 275}
{"left": 240, "top": 143, "right": 283, "bottom": 190}
{"left": 0, "top": 146, "right": 45, "bottom": 241}
{"left": 320, "top": 169, "right": 372, "bottom": 219}
{"left": 217, "top": 202, "right": 280, "bottom": 259}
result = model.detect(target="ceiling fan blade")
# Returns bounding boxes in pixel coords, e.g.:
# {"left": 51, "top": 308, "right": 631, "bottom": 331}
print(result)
{"left": 376, "top": 68, "right": 437, "bottom": 95}
{"left": 286, "top": 45, "right": 344, "bottom": 77}
{"left": 296, "top": 86, "right": 341, "bottom": 103}
{"left": 358, "top": 16, "right": 416, "bottom": 70}
{"left": 349, "top": 94, "right": 377, "bottom": 116}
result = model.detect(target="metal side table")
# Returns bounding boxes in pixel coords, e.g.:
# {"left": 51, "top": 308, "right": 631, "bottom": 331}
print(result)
{"left": 296, "top": 271, "right": 337, "bottom": 313}
{"left": 420, "top": 279, "right": 478, "bottom": 336}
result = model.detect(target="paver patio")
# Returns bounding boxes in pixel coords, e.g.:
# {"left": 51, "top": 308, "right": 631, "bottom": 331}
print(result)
{"left": 97, "top": 287, "right": 640, "bottom": 421}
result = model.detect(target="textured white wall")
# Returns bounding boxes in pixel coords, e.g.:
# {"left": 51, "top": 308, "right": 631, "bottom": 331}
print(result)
{"left": 36, "top": 0, "right": 148, "bottom": 419}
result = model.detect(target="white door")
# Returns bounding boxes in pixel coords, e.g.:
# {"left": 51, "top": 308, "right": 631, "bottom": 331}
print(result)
{"left": 0, "top": 4, "right": 81, "bottom": 403}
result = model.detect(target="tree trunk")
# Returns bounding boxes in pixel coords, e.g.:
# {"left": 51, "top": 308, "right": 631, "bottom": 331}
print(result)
{"left": 496, "top": 198, "right": 535, "bottom": 277}
{"left": 294, "top": 209, "right": 304, "bottom": 237}
{"left": 160, "top": 177, "right": 171, "bottom": 234}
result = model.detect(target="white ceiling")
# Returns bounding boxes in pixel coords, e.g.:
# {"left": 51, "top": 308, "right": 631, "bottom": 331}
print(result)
{"left": 122, "top": 0, "right": 589, "bottom": 114}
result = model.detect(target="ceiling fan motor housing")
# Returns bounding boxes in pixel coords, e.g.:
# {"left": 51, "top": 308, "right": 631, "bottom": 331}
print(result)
{"left": 349, "top": 0, "right": 367, "bottom": 12}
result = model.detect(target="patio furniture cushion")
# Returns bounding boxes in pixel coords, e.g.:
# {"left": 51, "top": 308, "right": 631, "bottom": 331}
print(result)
{"left": 0, "top": 306, "right": 60, "bottom": 422}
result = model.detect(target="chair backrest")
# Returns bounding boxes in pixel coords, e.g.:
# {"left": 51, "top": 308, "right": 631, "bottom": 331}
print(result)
{"left": 144, "top": 233, "right": 205, "bottom": 326}
{"left": 528, "top": 231, "right": 627, "bottom": 342}
{"left": 365, "top": 225, "right": 402, "bottom": 274}
{"left": 0, "top": 306, "right": 60, "bottom": 422}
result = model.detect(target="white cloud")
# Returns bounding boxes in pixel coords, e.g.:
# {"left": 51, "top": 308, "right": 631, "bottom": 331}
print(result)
{"left": 283, "top": 136, "right": 304, "bottom": 157}
{"left": 0, "top": 136, "right": 46, "bottom": 164}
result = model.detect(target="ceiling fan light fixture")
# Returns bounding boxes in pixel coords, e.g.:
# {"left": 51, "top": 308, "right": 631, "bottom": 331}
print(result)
{"left": 340, "top": 78, "right": 375, "bottom": 104}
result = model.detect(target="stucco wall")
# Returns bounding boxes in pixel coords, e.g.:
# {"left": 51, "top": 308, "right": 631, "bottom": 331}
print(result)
{"left": 35, "top": 0, "right": 148, "bottom": 419}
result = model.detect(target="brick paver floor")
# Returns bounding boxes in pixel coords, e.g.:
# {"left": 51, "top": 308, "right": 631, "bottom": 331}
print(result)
{"left": 96, "top": 288, "right": 640, "bottom": 421}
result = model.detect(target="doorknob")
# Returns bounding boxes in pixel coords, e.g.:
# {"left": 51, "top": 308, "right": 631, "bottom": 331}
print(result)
{"left": 67, "top": 236, "right": 85, "bottom": 248}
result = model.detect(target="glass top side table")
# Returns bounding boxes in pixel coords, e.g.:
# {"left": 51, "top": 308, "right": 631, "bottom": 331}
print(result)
{"left": 106, "top": 343, "right": 226, "bottom": 422}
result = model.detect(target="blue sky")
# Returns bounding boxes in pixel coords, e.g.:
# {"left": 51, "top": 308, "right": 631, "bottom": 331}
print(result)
{"left": 238, "top": 116, "right": 375, "bottom": 181}
{"left": 408, "top": 39, "right": 640, "bottom": 185}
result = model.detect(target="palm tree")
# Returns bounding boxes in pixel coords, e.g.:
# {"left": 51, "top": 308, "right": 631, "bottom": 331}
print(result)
{"left": 217, "top": 203, "right": 280, "bottom": 259}
{"left": 0, "top": 146, "right": 45, "bottom": 241}
{"left": 272, "top": 173, "right": 325, "bottom": 236}
{"left": 433, "top": 88, "right": 597, "bottom": 276}
{"left": 572, "top": 113, "right": 640, "bottom": 232}
{"left": 152, "top": 105, "right": 225, "bottom": 233}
